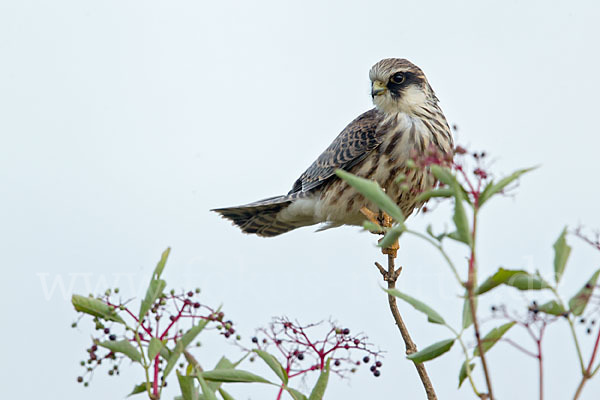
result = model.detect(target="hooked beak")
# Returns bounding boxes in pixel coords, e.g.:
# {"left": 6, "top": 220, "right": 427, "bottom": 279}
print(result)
{"left": 371, "top": 80, "right": 387, "bottom": 97}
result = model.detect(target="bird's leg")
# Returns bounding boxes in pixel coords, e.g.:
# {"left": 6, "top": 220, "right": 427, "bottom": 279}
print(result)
{"left": 360, "top": 206, "right": 380, "bottom": 227}
{"left": 359, "top": 206, "right": 400, "bottom": 259}
{"left": 378, "top": 211, "right": 399, "bottom": 259}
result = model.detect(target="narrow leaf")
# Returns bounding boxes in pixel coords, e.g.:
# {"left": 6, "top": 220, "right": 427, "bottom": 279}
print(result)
{"left": 98, "top": 339, "right": 142, "bottom": 363}
{"left": 363, "top": 221, "right": 385, "bottom": 234}
{"left": 474, "top": 322, "right": 516, "bottom": 356}
{"left": 197, "top": 374, "right": 218, "bottom": 400}
{"left": 128, "top": 383, "right": 148, "bottom": 397}
{"left": 537, "top": 300, "right": 566, "bottom": 316}
{"left": 385, "top": 289, "right": 445, "bottom": 324}
{"left": 462, "top": 292, "right": 475, "bottom": 329}
{"left": 254, "top": 349, "right": 288, "bottom": 384}
{"left": 153, "top": 247, "right": 171, "bottom": 280}
{"left": 308, "top": 359, "right": 330, "bottom": 400}
{"left": 148, "top": 337, "right": 165, "bottom": 361}
{"left": 430, "top": 165, "right": 455, "bottom": 186}
{"left": 139, "top": 279, "right": 167, "bottom": 319}
{"left": 569, "top": 269, "right": 600, "bottom": 316}
{"left": 218, "top": 388, "right": 236, "bottom": 400}
{"left": 286, "top": 387, "right": 308, "bottom": 400}
{"left": 201, "top": 369, "right": 272, "bottom": 384}
{"left": 407, "top": 339, "right": 455, "bottom": 363}
{"left": 476, "top": 268, "right": 550, "bottom": 295}
{"left": 378, "top": 225, "right": 405, "bottom": 249}
{"left": 335, "top": 170, "right": 405, "bottom": 223}
{"left": 458, "top": 361, "right": 476, "bottom": 388}
{"left": 207, "top": 356, "right": 238, "bottom": 393}
{"left": 478, "top": 167, "right": 537, "bottom": 206}
{"left": 452, "top": 189, "right": 472, "bottom": 246}
{"left": 164, "top": 319, "right": 210, "bottom": 378}
{"left": 71, "top": 294, "right": 125, "bottom": 324}
{"left": 553, "top": 228, "right": 571, "bottom": 284}
{"left": 415, "top": 187, "right": 454, "bottom": 203}
{"left": 177, "top": 371, "right": 199, "bottom": 400}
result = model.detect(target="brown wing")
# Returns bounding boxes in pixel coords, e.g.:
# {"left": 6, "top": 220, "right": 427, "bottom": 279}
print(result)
{"left": 289, "top": 108, "right": 384, "bottom": 194}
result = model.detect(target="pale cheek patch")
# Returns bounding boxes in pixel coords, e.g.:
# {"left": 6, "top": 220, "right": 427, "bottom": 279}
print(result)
{"left": 397, "top": 86, "right": 427, "bottom": 113}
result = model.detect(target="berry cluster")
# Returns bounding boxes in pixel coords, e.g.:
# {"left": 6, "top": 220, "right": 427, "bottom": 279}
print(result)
{"left": 248, "top": 317, "right": 383, "bottom": 379}
{"left": 72, "top": 286, "right": 236, "bottom": 389}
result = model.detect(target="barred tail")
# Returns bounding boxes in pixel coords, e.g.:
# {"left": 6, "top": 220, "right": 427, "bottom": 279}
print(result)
{"left": 212, "top": 196, "right": 302, "bottom": 237}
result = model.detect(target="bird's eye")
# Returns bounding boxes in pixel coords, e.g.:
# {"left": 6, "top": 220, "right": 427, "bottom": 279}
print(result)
{"left": 390, "top": 72, "right": 405, "bottom": 85}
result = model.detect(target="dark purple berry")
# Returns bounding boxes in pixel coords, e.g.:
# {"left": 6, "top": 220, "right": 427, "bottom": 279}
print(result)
{"left": 370, "top": 365, "right": 376, "bottom": 372}
{"left": 297, "top": 353, "right": 304, "bottom": 361}
{"left": 353, "top": 339, "right": 360, "bottom": 345}
{"left": 342, "top": 328, "right": 350, "bottom": 335}
{"left": 187, "top": 291, "right": 194, "bottom": 297}
{"left": 252, "top": 337, "right": 258, "bottom": 343}
{"left": 103, "top": 328, "right": 110, "bottom": 334}
{"left": 334, "top": 360, "right": 341, "bottom": 366}
{"left": 375, "top": 361, "right": 382, "bottom": 367}
{"left": 374, "top": 370, "right": 381, "bottom": 377}
{"left": 193, "top": 302, "right": 200, "bottom": 309}
{"left": 363, "top": 356, "right": 370, "bottom": 363}
{"left": 109, "top": 334, "right": 116, "bottom": 341}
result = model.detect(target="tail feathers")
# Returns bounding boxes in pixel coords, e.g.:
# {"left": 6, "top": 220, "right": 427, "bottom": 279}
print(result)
{"left": 212, "top": 196, "right": 301, "bottom": 237}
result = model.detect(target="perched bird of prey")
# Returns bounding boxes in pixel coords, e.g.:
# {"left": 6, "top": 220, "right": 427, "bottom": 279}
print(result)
{"left": 213, "top": 58, "right": 453, "bottom": 237}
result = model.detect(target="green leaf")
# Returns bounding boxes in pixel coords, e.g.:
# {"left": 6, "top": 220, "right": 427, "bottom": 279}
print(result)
{"left": 407, "top": 338, "right": 455, "bottom": 363}
{"left": 425, "top": 224, "right": 442, "bottom": 242}
{"left": 308, "top": 359, "right": 330, "bottom": 400}
{"left": 458, "top": 361, "right": 475, "bottom": 388}
{"left": 98, "top": 339, "right": 142, "bottom": 363}
{"left": 476, "top": 268, "right": 550, "bottom": 295}
{"left": 415, "top": 187, "right": 454, "bottom": 203}
{"left": 286, "top": 387, "right": 308, "bottom": 400}
{"left": 200, "top": 369, "right": 272, "bottom": 384}
{"left": 207, "top": 356, "right": 239, "bottom": 393}
{"left": 335, "top": 169, "right": 405, "bottom": 223}
{"left": 474, "top": 322, "right": 515, "bottom": 356}
{"left": 363, "top": 221, "right": 385, "bottom": 234}
{"left": 452, "top": 188, "right": 472, "bottom": 246}
{"left": 197, "top": 374, "right": 218, "bottom": 400}
{"left": 139, "top": 279, "right": 167, "bottom": 320}
{"left": 506, "top": 273, "right": 551, "bottom": 291}
{"left": 153, "top": 247, "right": 171, "bottom": 279}
{"left": 254, "top": 350, "right": 288, "bottom": 384}
{"left": 537, "top": 300, "right": 566, "bottom": 316}
{"left": 177, "top": 371, "right": 199, "bottom": 400}
{"left": 378, "top": 225, "right": 406, "bottom": 249}
{"left": 164, "top": 319, "right": 210, "bottom": 378}
{"left": 148, "top": 337, "right": 165, "bottom": 361}
{"left": 128, "top": 383, "right": 148, "bottom": 397}
{"left": 218, "top": 388, "right": 236, "bottom": 400}
{"left": 462, "top": 292, "right": 475, "bottom": 329}
{"left": 71, "top": 294, "right": 125, "bottom": 324}
{"left": 553, "top": 228, "right": 571, "bottom": 284}
{"left": 569, "top": 269, "right": 600, "bottom": 315}
{"left": 430, "top": 165, "right": 455, "bottom": 186}
{"left": 385, "top": 289, "right": 445, "bottom": 324}
{"left": 478, "top": 167, "right": 537, "bottom": 206}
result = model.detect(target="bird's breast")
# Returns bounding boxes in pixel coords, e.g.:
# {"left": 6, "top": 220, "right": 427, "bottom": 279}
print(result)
{"left": 315, "top": 114, "right": 442, "bottom": 226}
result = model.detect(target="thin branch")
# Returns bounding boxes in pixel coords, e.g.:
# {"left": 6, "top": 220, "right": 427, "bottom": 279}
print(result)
{"left": 377, "top": 252, "right": 438, "bottom": 400}
{"left": 573, "top": 323, "right": 600, "bottom": 399}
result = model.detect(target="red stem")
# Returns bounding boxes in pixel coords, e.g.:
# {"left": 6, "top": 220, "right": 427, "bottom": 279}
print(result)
{"left": 587, "top": 324, "right": 600, "bottom": 375}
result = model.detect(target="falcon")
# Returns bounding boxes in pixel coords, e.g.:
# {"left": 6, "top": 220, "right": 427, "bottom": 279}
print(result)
{"left": 213, "top": 58, "right": 454, "bottom": 237}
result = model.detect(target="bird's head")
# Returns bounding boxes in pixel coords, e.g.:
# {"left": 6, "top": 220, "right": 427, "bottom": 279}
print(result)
{"left": 369, "top": 58, "right": 438, "bottom": 115}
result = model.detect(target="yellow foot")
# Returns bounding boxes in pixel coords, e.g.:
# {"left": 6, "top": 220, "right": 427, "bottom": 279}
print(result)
{"left": 360, "top": 207, "right": 399, "bottom": 258}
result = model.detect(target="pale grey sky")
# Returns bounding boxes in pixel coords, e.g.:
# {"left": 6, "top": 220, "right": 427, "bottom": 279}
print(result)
{"left": 2, "top": 1, "right": 600, "bottom": 399}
